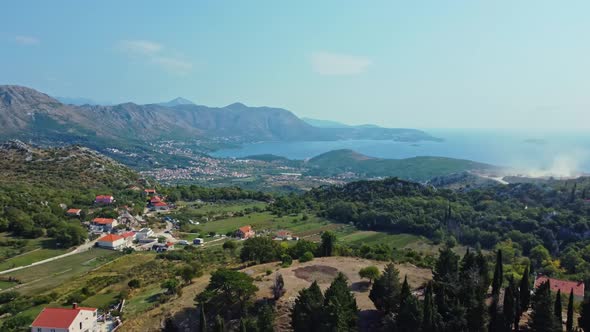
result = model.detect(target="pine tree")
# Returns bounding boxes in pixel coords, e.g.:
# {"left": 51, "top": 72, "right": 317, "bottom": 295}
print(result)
{"left": 579, "top": 296, "right": 590, "bottom": 332}
{"left": 369, "top": 263, "right": 402, "bottom": 313}
{"left": 566, "top": 289, "right": 574, "bottom": 332}
{"left": 214, "top": 315, "right": 224, "bottom": 332}
{"left": 477, "top": 250, "right": 492, "bottom": 293}
{"left": 323, "top": 273, "right": 358, "bottom": 331}
{"left": 422, "top": 282, "right": 439, "bottom": 332}
{"left": 519, "top": 265, "right": 531, "bottom": 313}
{"left": 462, "top": 249, "right": 488, "bottom": 332}
{"left": 570, "top": 183, "right": 577, "bottom": 203}
{"left": 492, "top": 250, "right": 504, "bottom": 297}
{"left": 529, "top": 280, "right": 560, "bottom": 332}
{"left": 199, "top": 305, "right": 207, "bottom": 332}
{"left": 433, "top": 246, "right": 460, "bottom": 322}
{"left": 554, "top": 289, "right": 563, "bottom": 329}
{"left": 397, "top": 276, "right": 422, "bottom": 332}
{"left": 291, "top": 281, "right": 324, "bottom": 332}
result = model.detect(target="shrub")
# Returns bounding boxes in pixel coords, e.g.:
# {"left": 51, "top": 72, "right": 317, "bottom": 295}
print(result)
{"left": 281, "top": 254, "right": 293, "bottom": 267}
{"left": 299, "top": 251, "right": 314, "bottom": 263}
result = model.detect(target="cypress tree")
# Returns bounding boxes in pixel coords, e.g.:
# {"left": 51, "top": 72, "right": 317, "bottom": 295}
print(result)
{"left": 566, "top": 289, "right": 574, "bottom": 332}
{"left": 240, "top": 319, "right": 247, "bottom": 332}
{"left": 554, "top": 289, "right": 563, "bottom": 329}
{"left": 529, "top": 280, "right": 559, "bottom": 332}
{"left": 504, "top": 279, "right": 516, "bottom": 332}
{"left": 257, "top": 303, "right": 275, "bottom": 332}
{"left": 492, "top": 250, "right": 504, "bottom": 297}
{"left": 519, "top": 265, "right": 531, "bottom": 313}
{"left": 422, "top": 282, "right": 439, "bottom": 332}
{"left": 489, "top": 295, "right": 501, "bottom": 332}
{"left": 199, "top": 305, "right": 207, "bottom": 332}
{"left": 214, "top": 315, "right": 224, "bottom": 332}
{"left": 397, "top": 276, "right": 422, "bottom": 332}
{"left": 369, "top": 263, "right": 401, "bottom": 313}
{"left": 579, "top": 296, "right": 590, "bottom": 332}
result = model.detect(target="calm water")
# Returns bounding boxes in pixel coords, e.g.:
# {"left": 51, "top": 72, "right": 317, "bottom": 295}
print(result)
{"left": 212, "top": 129, "right": 590, "bottom": 175}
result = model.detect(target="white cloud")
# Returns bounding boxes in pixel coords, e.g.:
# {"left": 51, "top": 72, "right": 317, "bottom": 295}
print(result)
{"left": 118, "top": 39, "right": 192, "bottom": 75}
{"left": 15, "top": 35, "right": 40, "bottom": 45}
{"left": 310, "top": 51, "right": 371, "bottom": 76}
{"left": 119, "top": 40, "right": 162, "bottom": 55}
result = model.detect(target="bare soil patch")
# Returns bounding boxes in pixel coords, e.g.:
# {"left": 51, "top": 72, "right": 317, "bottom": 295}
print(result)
{"left": 293, "top": 265, "right": 339, "bottom": 283}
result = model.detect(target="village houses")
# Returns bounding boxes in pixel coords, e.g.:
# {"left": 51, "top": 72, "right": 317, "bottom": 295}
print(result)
{"left": 91, "top": 218, "right": 118, "bottom": 232}
{"left": 96, "top": 234, "right": 126, "bottom": 250}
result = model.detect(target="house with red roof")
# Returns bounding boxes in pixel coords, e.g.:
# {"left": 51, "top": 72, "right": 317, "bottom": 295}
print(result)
{"left": 144, "top": 188, "right": 157, "bottom": 196}
{"left": 66, "top": 208, "right": 82, "bottom": 217}
{"left": 30, "top": 303, "right": 98, "bottom": 332}
{"left": 96, "top": 234, "right": 125, "bottom": 250}
{"left": 91, "top": 218, "right": 118, "bottom": 231}
{"left": 121, "top": 231, "right": 136, "bottom": 245}
{"left": 94, "top": 195, "right": 114, "bottom": 205}
{"left": 236, "top": 225, "right": 255, "bottom": 239}
{"left": 274, "top": 230, "right": 293, "bottom": 240}
{"left": 535, "top": 275, "right": 585, "bottom": 300}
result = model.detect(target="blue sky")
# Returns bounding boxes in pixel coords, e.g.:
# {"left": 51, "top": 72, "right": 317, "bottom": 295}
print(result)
{"left": 2, "top": 1, "right": 590, "bottom": 129}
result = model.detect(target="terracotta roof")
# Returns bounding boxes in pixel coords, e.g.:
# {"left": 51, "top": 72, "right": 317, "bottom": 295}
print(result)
{"left": 97, "top": 234, "right": 124, "bottom": 243}
{"left": 144, "top": 189, "right": 156, "bottom": 193}
{"left": 276, "top": 230, "right": 292, "bottom": 237}
{"left": 153, "top": 202, "right": 168, "bottom": 207}
{"left": 95, "top": 195, "right": 113, "bottom": 200}
{"left": 31, "top": 307, "right": 96, "bottom": 328}
{"left": 150, "top": 196, "right": 162, "bottom": 203}
{"left": 166, "top": 242, "right": 174, "bottom": 247}
{"left": 238, "top": 225, "right": 252, "bottom": 233}
{"left": 535, "top": 275, "right": 585, "bottom": 297}
{"left": 121, "top": 231, "right": 135, "bottom": 239}
{"left": 92, "top": 218, "right": 116, "bottom": 225}
{"left": 66, "top": 209, "right": 81, "bottom": 214}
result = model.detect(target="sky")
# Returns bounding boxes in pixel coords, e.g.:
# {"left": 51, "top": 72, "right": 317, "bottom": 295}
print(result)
{"left": 2, "top": 1, "right": 590, "bottom": 130}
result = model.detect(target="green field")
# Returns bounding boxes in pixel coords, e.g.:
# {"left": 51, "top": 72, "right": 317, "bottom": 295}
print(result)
{"left": 81, "top": 292, "right": 119, "bottom": 309}
{"left": 0, "top": 248, "right": 70, "bottom": 272}
{"left": 0, "top": 235, "right": 70, "bottom": 271}
{"left": 187, "top": 212, "right": 331, "bottom": 236}
{"left": 3, "top": 248, "right": 120, "bottom": 296}
{"left": 175, "top": 200, "right": 266, "bottom": 214}
{"left": 124, "top": 284, "right": 163, "bottom": 316}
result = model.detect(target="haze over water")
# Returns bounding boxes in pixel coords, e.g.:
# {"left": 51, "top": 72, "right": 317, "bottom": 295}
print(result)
{"left": 213, "top": 129, "right": 590, "bottom": 176}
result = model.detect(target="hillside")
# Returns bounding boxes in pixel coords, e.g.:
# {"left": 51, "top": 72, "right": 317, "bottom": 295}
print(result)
{"left": 305, "top": 149, "right": 497, "bottom": 181}
{"left": 0, "top": 85, "right": 439, "bottom": 147}
{"left": 0, "top": 140, "right": 138, "bottom": 189}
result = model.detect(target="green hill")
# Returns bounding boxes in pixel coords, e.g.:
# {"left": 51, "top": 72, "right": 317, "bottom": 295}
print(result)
{"left": 305, "top": 149, "right": 497, "bottom": 182}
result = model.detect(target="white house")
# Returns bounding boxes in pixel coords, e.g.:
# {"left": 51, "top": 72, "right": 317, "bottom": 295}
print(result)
{"left": 136, "top": 228, "right": 154, "bottom": 241}
{"left": 91, "top": 218, "right": 118, "bottom": 232}
{"left": 30, "top": 304, "right": 98, "bottom": 332}
{"left": 96, "top": 234, "right": 125, "bottom": 250}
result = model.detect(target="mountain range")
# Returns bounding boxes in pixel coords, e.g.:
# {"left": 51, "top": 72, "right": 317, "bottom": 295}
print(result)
{"left": 0, "top": 85, "right": 440, "bottom": 148}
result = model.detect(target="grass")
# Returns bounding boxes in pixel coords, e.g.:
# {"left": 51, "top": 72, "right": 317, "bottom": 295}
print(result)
{"left": 0, "top": 235, "right": 70, "bottom": 271}
{"left": 3, "top": 248, "right": 120, "bottom": 296}
{"left": 0, "top": 248, "right": 70, "bottom": 271}
{"left": 124, "top": 284, "right": 164, "bottom": 316}
{"left": 81, "top": 292, "right": 119, "bottom": 309}
{"left": 175, "top": 201, "right": 266, "bottom": 214}
{"left": 193, "top": 212, "right": 331, "bottom": 236}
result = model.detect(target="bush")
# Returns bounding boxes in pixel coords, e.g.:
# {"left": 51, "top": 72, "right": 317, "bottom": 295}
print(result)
{"left": 299, "top": 251, "right": 314, "bottom": 263}
{"left": 128, "top": 279, "right": 141, "bottom": 289}
{"left": 281, "top": 254, "right": 293, "bottom": 267}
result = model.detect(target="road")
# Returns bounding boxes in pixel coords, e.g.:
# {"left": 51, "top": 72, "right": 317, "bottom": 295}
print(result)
{"left": 0, "top": 238, "right": 99, "bottom": 275}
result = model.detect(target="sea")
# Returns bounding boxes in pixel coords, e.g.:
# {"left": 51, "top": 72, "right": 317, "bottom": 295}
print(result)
{"left": 212, "top": 129, "right": 590, "bottom": 176}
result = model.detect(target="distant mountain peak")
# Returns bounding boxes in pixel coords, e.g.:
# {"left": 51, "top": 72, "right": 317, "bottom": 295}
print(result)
{"left": 225, "top": 102, "right": 248, "bottom": 110}
{"left": 158, "top": 97, "right": 195, "bottom": 107}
